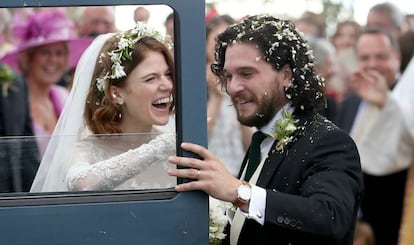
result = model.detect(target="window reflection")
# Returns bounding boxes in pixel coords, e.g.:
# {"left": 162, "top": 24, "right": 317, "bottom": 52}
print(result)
{"left": 31, "top": 132, "right": 177, "bottom": 192}
{"left": 0, "top": 5, "right": 177, "bottom": 195}
{"left": 0, "top": 132, "right": 176, "bottom": 194}
{"left": 67, "top": 133, "right": 177, "bottom": 192}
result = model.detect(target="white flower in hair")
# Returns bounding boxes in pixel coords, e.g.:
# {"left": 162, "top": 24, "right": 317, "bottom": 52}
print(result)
{"left": 95, "top": 22, "right": 172, "bottom": 92}
{"left": 117, "top": 38, "right": 129, "bottom": 49}
{"left": 96, "top": 76, "right": 106, "bottom": 92}
{"left": 112, "top": 64, "right": 126, "bottom": 79}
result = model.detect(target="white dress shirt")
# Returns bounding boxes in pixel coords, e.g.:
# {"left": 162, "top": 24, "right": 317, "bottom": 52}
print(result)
{"left": 241, "top": 103, "right": 295, "bottom": 225}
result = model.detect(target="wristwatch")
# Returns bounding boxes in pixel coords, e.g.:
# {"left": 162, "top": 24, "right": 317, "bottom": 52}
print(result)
{"left": 234, "top": 181, "right": 252, "bottom": 207}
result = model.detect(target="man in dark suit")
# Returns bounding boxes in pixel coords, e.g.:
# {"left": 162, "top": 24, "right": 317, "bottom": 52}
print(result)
{"left": 0, "top": 63, "right": 40, "bottom": 192}
{"left": 336, "top": 27, "right": 405, "bottom": 245}
{"left": 168, "top": 15, "right": 363, "bottom": 245}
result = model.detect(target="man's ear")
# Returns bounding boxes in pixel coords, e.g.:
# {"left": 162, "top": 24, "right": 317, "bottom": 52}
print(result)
{"left": 281, "top": 64, "right": 293, "bottom": 85}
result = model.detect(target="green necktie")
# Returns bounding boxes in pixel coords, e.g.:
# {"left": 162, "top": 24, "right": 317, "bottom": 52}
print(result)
{"left": 244, "top": 131, "right": 267, "bottom": 181}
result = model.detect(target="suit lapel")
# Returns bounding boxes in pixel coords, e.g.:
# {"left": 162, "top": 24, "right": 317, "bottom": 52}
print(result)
{"left": 1, "top": 77, "right": 22, "bottom": 135}
{"left": 339, "top": 94, "right": 361, "bottom": 133}
{"left": 256, "top": 143, "right": 286, "bottom": 187}
{"left": 256, "top": 112, "right": 311, "bottom": 187}
{"left": 237, "top": 149, "right": 250, "bottom": 179}
{"left": 2, "top": 93, "right": 13, "bottom": 134}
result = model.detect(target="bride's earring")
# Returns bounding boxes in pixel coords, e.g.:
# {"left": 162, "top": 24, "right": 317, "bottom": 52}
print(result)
{"left": 112, "top": 93, "right": 124, "bottom": 105}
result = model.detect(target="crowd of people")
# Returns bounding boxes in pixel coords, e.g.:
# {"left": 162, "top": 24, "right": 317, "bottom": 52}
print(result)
{"left": 0, "top": 2, "right": 414, "bottom": 245}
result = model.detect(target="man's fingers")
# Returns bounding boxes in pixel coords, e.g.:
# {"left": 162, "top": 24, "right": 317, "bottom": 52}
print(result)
{"left": 167, "top": 167, "right": 200, "bottom": 179}
{"left": 175, "top": 181, "right": 204, "bottom": 192}
{"left": 168, "top": 155, "right": 202, "bottom": 169}
{"left": 180, "top": 142, "right": 211, "bottom": 159}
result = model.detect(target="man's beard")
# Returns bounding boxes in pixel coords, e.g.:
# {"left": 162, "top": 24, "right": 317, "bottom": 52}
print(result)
{"left": 237, "top": 87, "right": 286, "bottom": 128}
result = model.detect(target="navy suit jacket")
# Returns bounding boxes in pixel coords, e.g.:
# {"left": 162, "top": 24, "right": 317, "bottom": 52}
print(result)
{"left": 0, "top": 65, "right": 40, "bottom": 192}
{"left": 230, "top": 112, "right": 363, "bottom": 245}
{"left": 334, "top": 93, "right": 361, "bottom": 132}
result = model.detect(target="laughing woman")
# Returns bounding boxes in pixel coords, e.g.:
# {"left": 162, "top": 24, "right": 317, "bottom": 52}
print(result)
{"left": 30, "top": 22, "right": 176, "bottom": 192}
{"left": 0, "top": 9, "right": 92, "bottom": 156}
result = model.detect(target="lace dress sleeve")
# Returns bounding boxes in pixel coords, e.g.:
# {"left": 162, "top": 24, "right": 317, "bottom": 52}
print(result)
{"left": 66, "top": 133, "right": 175, "bottom": 191}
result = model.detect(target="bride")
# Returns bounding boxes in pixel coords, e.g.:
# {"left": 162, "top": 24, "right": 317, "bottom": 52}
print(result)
{"left": 30, "top": 22, "right": 176, "bottom": 192}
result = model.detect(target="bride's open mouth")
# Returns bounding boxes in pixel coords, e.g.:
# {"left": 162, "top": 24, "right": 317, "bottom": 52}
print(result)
{"left": 152, "top": 95, "right": 173, "bottom": 109}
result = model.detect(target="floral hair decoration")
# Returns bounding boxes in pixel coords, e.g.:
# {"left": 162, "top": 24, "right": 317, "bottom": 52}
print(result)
{"left": 95, "top": 22, "right": 172, "bottom": 93}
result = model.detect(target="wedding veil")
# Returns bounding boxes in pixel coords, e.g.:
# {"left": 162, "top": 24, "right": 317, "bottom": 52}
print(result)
{"left": 30, "top": 34, "right": 114, "bottom": 192}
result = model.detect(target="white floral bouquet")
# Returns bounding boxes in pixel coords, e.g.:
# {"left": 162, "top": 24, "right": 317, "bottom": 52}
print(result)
{"left": 209, "top": 197, "right": 231, "bottom": 245}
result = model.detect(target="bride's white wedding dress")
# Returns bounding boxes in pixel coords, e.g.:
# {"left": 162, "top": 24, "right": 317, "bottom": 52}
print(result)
{"left": 66, "top": 133, "right": 176, "bottom": 191}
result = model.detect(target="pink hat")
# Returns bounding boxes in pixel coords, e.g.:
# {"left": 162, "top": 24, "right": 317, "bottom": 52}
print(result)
{"left": 0, "top": 9, "right": 93, "bottom": 73}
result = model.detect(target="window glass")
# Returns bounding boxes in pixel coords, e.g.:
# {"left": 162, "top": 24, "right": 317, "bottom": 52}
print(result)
{"left": 0, "top": 5, "right": 177, "bottom": 195}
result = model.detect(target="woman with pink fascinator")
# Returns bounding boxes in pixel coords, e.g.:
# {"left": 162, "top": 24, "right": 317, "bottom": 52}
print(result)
{"left": 0, "top": 8, "right": 92, "bottom": 157}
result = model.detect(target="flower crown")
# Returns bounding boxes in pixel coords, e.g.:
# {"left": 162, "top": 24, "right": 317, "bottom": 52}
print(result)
{"left": 96, "top": 22, "right": 172, "bottom": 92}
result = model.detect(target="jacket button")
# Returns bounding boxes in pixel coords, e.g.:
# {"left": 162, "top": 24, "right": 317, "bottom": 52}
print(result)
{"left": 277, "top": 216, "right": 284, "bottom": 223}
{"left": 290, "top": 219, "right": 297, "bottom": 227}
{"left": 284, "top": 217, "right": 291, "bottom": 225}
{"left": 296, "top": 221, "right": 303, "bottom": 229}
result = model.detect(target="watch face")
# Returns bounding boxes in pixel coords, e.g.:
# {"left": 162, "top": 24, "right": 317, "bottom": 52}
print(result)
{"left": 239, "top": 184, "right": 251, "bottom": 200}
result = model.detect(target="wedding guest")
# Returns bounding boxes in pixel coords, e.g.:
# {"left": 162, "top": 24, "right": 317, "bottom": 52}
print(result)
{"left": 206, "top": 14, "right": 253, "bottom": 177}
{"left": 353, "top": 220, "right": 374, "bottom": 245}
{"left": 330, "top": 20, "right": 361, "bottom": 103}
{"left": 407, "top": 14, "right": 414, "bottom": 30}
{"left": 30, "top": 22, "right": 176, "bottom": 192}
{"left": 57, "top": 6, "right": 116, "bottom": 90}
{"left": 133, "top": 6, "right": 150, "bottom": 23}
{"left": 366, "top": 2, "right": 408, "bottom": 73}
{"left": 306, "top": 37, "right": 337, "bottom": 121}
{"left": 164, "top": 13, "right": 174, "bottom": 41}
{"left": 400, "top": 163, "right": 414, "bottom": 245}
{"left": 168, "top": 15, "right": 363, "bottom": 245}
{"left": 0, "top": 63, "right": 40, "bottom": 192}
{"left": 294, "top": 11, "right": 326, "bottom": 38}
{"left": 0, "top": 8, "right": 13, "bottom": 57}
{"left": 331, "top": 20, "right": 361, "bottom": 54}
{"left": 366, "top": 2, "right": 408, "bottom": 39}
{"left": 336, "top": 27, "right": 404, "bottom": 245}
{"left": 0, "top": 9, "right": 92, "bottom": 156}
{"left": 398, "top": 30, "right": 414, "bottom": 72}
{"left": 348, "top": 57, "right": 414, "bottom": 245}
{"left": 74, "top": 6, "right": 116, "bottom": 38}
